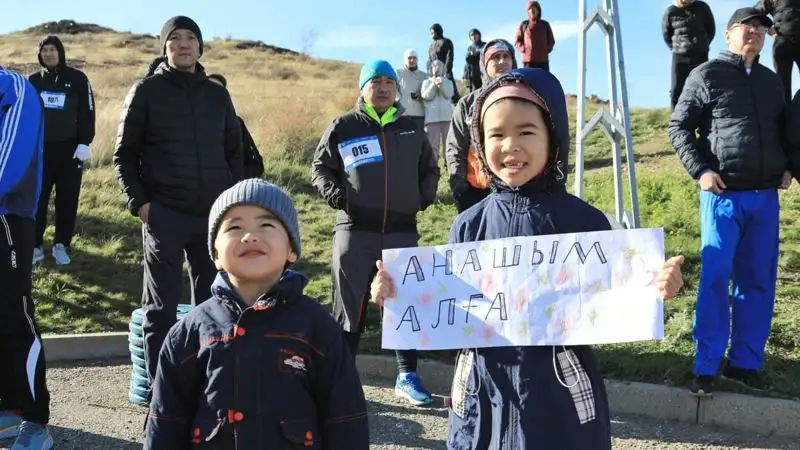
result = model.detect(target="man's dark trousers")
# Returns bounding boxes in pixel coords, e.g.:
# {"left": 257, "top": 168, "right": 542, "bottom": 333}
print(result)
{"left": 773, "top": 36, "right": 800, "bottom": 104}
{"left": 141, "top": 201, "right": 218, "bottom": 384}
{"left": 0, "top": 214, "right": 50, "bottom": 423}
{"left": 670, "top": 54, "right": 707, "bottom": 111}
{"left": 34, "top": 141, "right": 83, "bottom": 248}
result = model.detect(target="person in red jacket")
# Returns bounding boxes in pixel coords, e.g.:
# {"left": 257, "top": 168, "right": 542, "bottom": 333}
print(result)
{"left": 515, "top": 1, "right": 555, "bottom": 70}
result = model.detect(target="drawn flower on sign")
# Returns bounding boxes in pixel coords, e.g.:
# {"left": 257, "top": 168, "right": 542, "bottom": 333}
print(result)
{"left": 545, "top": 304, "right": 556, "bottom": 319}
{"left": 587, "top": 308, "right": 598, "bottom": 325}
{"left": 479, "top": 273, "right": 496, "bottom": 294}
{"left": 384, "top": 312, "right": 395, "bottom": 326}
{"left": 386, "top": 250, "right": 398, "bottom": 263}
{"left": 480, "top": 243, "right": 491, "bottom": 253}
{"left": 622, "top": 246, "right": 636, "bottom": 261}
{"left": 557, "top": 315, "right": 572, "bottom": 335}
{"left": 538, "top": 273, "right": 549, "bottom": 287}
{"left": 513, "top": 288, "right": 528, "bottom": 312}
{"left": 462, "top": 325, "right": 475, "bottom": 336}
{"left": 555, "top": 265, "right": 571, "bottom": 287}
{"left": 419, "top": 331, "right": 431, "bottom": 347}
{"left": 480, "top": 323, "right": 495, "bottom": 342}
{"left": 416, "top": 291, "right": 433, "bottom": 307}
{"left": 518, "top": 322, "right": 529, "bottom": 338}
{"left": 587, "top": 280, "right": 605, "bottom": 294}
{"left": 437, "top": 280, "right": 447, "bottom": 295}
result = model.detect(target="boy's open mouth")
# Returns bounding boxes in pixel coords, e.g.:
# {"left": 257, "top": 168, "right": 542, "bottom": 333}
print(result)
{"left": 239, "top": 249, "right": 266, "bottom": 258}
{"left": 503, "top": 159, "right": 526, "bottom": 170}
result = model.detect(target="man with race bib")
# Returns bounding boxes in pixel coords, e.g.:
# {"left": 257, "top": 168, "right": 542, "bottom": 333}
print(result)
{"left": 311, "top": 60, "right": 440, "bottom": 406}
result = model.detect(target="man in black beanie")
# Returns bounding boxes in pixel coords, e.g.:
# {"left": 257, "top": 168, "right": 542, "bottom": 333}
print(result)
{"left": 113, "top": 14, "right": 244, "bottom": 393}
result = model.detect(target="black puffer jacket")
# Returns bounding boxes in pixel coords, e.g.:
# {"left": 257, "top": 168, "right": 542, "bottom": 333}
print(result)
{"left": 755, "top": 0, "right": 800, "bottom": 38}
{"left": 113, "top": 61, "right": 244, "bottom": 217}
{"left": 668, "top": 51, "right": 798, "bottom": 189}
{"left": 662, "top": 1, "right": 716, "bottom": 59}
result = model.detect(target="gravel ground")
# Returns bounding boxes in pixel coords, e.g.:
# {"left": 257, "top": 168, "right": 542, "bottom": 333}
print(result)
{"left": 1, "top": 359, "right": 798, "bottom": 449}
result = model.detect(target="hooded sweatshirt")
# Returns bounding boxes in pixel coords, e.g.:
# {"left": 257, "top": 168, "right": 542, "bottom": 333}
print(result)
{"left": 514, "top": 1, "right": 555, "bottom": 63}
{"left": 446, "top": 68, "right": 612, "bottom": 450}
{"left": 28, "top": 35, "right": 95, "bottom": 146}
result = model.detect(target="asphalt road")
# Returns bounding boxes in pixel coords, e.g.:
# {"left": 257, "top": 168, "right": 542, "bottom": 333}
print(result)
{"left": 1, "top": 359, "right": 798, "bottom": 449}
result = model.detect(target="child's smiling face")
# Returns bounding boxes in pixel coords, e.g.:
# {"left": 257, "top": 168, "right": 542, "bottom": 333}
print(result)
{"left": 213, "top": 204, "right": 297, "bottom": 282}
{"left": 482, "top": 99, "right": 550, "bottom": 187}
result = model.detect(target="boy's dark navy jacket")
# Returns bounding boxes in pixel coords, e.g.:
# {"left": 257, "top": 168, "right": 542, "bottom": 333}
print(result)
{"left": 143, "top": 270, "right": 370, "bottom": 450}
{"left": 446, "top": 69, "right": 612, "bottom": 450}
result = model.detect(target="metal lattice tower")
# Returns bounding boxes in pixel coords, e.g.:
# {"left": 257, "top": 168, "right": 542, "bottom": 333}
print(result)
{"left": 574, "top": 0, "right": 640, "bottom": 228}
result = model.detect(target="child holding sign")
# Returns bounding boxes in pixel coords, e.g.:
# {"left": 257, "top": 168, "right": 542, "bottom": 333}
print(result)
{"left": 370, "top": 68, "right": 685, "bottom": 449}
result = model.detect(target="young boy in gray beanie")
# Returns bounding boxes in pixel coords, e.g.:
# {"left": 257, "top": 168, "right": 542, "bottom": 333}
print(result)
{"left": 143, "top": 178, "right": 370, "bottom": 449}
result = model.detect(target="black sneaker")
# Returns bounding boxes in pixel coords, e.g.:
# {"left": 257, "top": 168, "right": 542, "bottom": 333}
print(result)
{"left": 721, "top": 364, "right": 769, "bottom": 391}
{"left": 689, "top": 375, "right": 715, "bottom": 396}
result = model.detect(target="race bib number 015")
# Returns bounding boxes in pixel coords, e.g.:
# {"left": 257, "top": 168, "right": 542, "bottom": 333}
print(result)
{"left": 41, "top": 91, "right": 66, "bottom": 110}
{"left": 337, "top": 135, "right": 384, "bottom": 172}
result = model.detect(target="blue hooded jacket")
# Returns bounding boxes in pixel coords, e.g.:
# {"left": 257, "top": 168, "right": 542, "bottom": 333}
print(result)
{"left": 446, "top": 69, "right": 613, "bottom": 450}
{"left": 0, "top": 67, "right": 44, "bottom": 219}
{"left": 144, "top": 269, "right": 370, "bottom": 450}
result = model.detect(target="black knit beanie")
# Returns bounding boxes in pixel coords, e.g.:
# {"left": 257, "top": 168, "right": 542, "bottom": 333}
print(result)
{"left": 160, "top": 16, "right": 203, "bottom": 56}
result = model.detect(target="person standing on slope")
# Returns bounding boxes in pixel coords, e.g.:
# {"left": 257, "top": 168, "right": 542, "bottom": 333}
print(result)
{"left": 754, "top": 0, "right": 800, "bottom": 104}
{"left": 28, "top": 35, "right": 96, "bottom": 266}
{"left": 113, "top": 15, "right": 244, "bottom": 390}
{"left": 429, "top": 23, "right": 460, "bottom": 104}
{"left": 396, "top": 49, "right": 427, "bottom": 130}
{"left": 463, "top": 28, "right": 486, "bottom": 93}
{"left": 515, "top": 1, "right": 555, "bottom": 70}
{"left": 0, "top": 66, "right": 54, "bottom": 450}
{"left": 311, "top": 60, "right": 440, "bottom": 406}
{"left": 662, "top": 0, "right": 716, "bottom": 110}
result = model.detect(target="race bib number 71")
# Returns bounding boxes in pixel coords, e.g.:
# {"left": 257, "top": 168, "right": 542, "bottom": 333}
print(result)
{"left": 337, "top": 135, "right": 384, "bottom": 172}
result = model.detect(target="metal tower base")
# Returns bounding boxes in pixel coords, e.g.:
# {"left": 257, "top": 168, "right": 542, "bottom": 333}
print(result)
{"left": 574, "top": 0, "right": 640, "bottom": 229}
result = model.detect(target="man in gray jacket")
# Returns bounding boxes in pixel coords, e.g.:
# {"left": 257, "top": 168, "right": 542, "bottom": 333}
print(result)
{"left": 396, "top": 49, "right": 427, "bottom": 130}
{"left": 668, "top": 7, "right": 799, "bottom": 397}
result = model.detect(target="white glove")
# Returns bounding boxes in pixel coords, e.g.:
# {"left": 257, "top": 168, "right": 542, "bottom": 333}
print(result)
{"left": 73, "top": 144, "right": 90, "bottom": 162}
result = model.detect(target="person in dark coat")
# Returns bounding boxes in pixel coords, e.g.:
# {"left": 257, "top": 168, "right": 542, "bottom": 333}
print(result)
{"left": 429, "top": 23, "right": 460, "bottom": 104}
{"left": 113, "top": 15, "right": 244, "bottom": 390}
{"left": 207, "top": 73, "right": 265, "bottom": 179}
{"left": 662, "top": 0, "right": 716, "bottom": 110}
{"left": 143, "top": 179, "right": 369, "bottom": 450}
{"left": 668, "top": 7, "right": 800, "bottom": 396}
{"left": 463, "top": 28, "right": 486, "bottom": 93}
{"left": 754, "top": 0, "right": 800, "bottom": 103}
{"left": 370, "top": 68, "right": 686, "bottom": 449}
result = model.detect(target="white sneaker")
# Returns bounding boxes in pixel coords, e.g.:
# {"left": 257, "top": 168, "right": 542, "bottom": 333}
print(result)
{"left": 32, "top": 247, "right": 44, "bottom": 265}
{"left": 52, "top": 243, "right": 71, "bottom": 265}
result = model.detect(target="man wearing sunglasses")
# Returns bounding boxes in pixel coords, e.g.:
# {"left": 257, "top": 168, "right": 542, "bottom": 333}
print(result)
{"left": 668, "top": 7, "right": 800, "bottom": 397}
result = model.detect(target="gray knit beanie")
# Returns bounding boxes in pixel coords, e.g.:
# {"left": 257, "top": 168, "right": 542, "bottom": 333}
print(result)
{"left": 208, "top": 178, "right": 301, "bottom": 260}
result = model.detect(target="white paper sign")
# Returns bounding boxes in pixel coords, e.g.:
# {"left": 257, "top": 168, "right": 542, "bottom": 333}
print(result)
{"left": 380, "top": 228, "right": 666, "bottom": 350}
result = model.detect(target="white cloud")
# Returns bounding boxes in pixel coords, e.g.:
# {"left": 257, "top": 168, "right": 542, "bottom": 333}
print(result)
{"left": 316, "top": 26, "right": 404, "bottom": 49}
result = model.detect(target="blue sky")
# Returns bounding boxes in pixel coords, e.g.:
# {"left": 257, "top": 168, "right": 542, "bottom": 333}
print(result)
{"left": 1, "top": 0, "right": 796, "bottom": 108}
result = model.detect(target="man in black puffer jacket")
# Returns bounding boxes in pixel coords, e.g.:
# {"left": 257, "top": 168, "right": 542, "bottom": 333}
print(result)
{"left": 668, "top": 7, "right": 800, "bottom": 398}
{"left": 113, "top": 15, "right": 244, "bottom": 387}
{"left": 662, "top": 0, "right": 716, "bottom": 110}
{"left": 754, "top": 0, "right": 800, "bottom": 103}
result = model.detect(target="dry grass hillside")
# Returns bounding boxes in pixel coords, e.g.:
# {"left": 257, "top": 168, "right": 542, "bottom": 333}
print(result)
{"left": 2, "top": 22, "right": 799, "bottom": 399}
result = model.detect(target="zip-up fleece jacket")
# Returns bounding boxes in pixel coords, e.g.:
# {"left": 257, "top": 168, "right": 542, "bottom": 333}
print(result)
{"left": 396, "top": 66, "right": 427, "bottom": 118}
{"left": 0, "top": 68, "right": 44, "bottom": 220}
{"left": 464, "top": 40, "right": 486, "bottom": 84}
{"left": 28, "top": 35, "right": 95, "bottom": 146}
{"left": 447, "top": 69, "right": 611, "bottom": 450}
{"left": 514, "top": 1, "right": 555, "bottom": 64}
{"left": 429, "top": 24, "right": 455, "bottom": 75}
{"left": 113, "top": 61, "right": 244, "bottom": 218}
{"left": 311, "top": 98, "right": 440, "bottom": 233}
{"left": 755, "top": 0, "right": 800, "bottom": 39}
{"left": 144, "top": 270, "right": 370, "bottom": 450}
{"left": 662, "top": 1, "right": 716, "bottom": 60}
{"left": 668, "top": 51, "right": 800, "bottom": 188}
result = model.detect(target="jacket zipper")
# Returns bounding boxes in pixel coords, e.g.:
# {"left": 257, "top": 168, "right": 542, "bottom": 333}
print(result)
{"left": 381, "top": 129, "right": 389, "bottom": 233}
{"left": 187, "top": 86, "right": 203, "bottom": 207}
{"left": 746, "top": 67, "right": 764, "bottom": 186}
